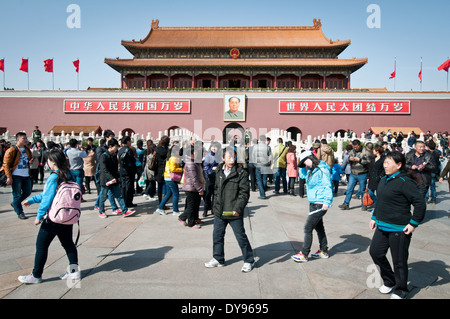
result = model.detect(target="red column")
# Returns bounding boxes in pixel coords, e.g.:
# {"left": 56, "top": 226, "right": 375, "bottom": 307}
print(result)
{"left": 347, "top": 73, "right": 351, "bottom": 89}
{"left": 298, "top": 74, "right": 302, "bottom": 89}
{"left": 250, "top": 74, "right": 253, "bottom": 88}
{"left": 144, "top": 73, "right": 148, "bottom": 89}
{"left": 216, "top": 73, "right": 219, "bottom": 88}
{"left": 322, "top": 74, "right": 326, "bottom": 89}
{"left": 168, "top": 74, "right": 171, "bottom": 89}
{"left": 192, "top": 74, "right": 195, "bottom": 88}
{"left": 274, "top": 73, "right": 277, "bottom": 89}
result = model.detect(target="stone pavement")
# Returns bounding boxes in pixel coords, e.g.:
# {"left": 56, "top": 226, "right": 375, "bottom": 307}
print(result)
{"left": 0, "top": 178, "right": 449, "bottom": 300}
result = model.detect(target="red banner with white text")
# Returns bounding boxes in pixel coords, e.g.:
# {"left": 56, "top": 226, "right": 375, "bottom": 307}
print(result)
{"left": 64, "top": 100, "right": 191, "bottom": 113}
{"left": 279, "top": 100, "right": 410, "bottom": 114}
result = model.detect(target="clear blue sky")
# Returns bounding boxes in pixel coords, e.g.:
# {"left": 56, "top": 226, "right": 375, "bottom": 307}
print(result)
{"left": 1, "top": 0, "right": 449, "bottom": 91}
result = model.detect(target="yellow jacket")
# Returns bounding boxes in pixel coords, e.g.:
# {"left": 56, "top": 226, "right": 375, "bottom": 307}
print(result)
{"left": 163, "top": 156, "right": 183, "bottom": 178}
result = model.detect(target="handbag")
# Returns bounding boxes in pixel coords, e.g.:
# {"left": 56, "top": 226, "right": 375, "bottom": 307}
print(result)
{"left": 362, "top": 187, "right": 374, "bottom": 207}
{"left": 170, "top": 171, "right": 183, "bottom": 183}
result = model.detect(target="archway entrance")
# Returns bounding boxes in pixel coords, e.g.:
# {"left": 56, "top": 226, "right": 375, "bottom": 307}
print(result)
{"left": 121, "top": 128, "right": 135, "bottom": 137}
{"left": 286, "top": 126, "right": 302, "bottom": 141}
{"left": 223, "top": 123, "right": 244, "bottom": 144}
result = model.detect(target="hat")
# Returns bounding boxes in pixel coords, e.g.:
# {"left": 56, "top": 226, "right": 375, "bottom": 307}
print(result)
{"left": 299, "top": 150, "right": 313, "bottom": 168}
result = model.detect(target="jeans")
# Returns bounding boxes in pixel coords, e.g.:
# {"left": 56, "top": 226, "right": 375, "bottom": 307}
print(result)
{"left": 255, "top": 167, "right": 267, "bottom": 197}
{"left": 302, "top": 203, "right": 328, "bottom": 256}
{"left": 11, "top": 175, "right": 32, "bottom": 216}
{"left": 70, "top": 169, "right": 84, "bottom": 197}
{"left": 344, "top": 173, "right": 367, "bottom": 206}
{"left": 95, "top": 189, "right": 119, "bottom": 211}
{"left": 369, "top": 228, "right": 411, "bottom": 297}
{"left": 144, "top": 180, "right": 156, "bottom": 197}
{"left": 158, "top": 180, "right": 179, "bottom": 212}
{"left": 203, "top": 172, "right": 216, "bottom": 211}
{"left": 369, "top": 188, "right": 377, "bottom": 206}
{"left": 425, "top": 172, "right": 437, "bottom": 201}
{"left": 33, "top": 218, "right": 78, "bottom": 278}
{"left": 212, "top": 216, "right": 254, "bottom": 264}
{"left": 98, "top": 183, "right": 127, "bottom": 213}
{"left": 274, "top": 167, "right": 287, "bottom": 193}
{"left": 120, "top": 173, "right": 135, "bottom": 207}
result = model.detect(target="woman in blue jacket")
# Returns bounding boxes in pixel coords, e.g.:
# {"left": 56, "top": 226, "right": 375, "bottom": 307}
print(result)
{"left": 292, "top": 151, "right": 333, "bottom": 263}
{"left": 18, "top": 149, "right": 79, "bottom": 284}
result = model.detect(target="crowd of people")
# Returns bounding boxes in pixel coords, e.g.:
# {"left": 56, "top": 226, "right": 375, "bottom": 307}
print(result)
{"left": 1, "top": 127, "right": 449, "bottom": 298}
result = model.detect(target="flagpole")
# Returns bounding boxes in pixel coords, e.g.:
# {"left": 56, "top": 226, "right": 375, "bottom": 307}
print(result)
{"left": 27, "top": 57, "right": 29, "bottom": 91}
{"left": 447, "top": 57, "right": 449, "bottom": 92}
{"left": 2, "top": 58, "right": 4, "bottom": 90}
{"left": 394, "top": 57, "right": 396, "bottom": 92}
{"left": 420, "top": 57, "right": 422, "bottom": 92}
{"left": 52, "top": 57, "right": 54, "bottom": 90}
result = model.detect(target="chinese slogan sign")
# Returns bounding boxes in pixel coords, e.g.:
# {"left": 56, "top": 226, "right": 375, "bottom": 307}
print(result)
{"left": 64, "top": 100, "right": 191, "bottom": 113}
{"left": 279, "top": 100, "right": 410, "bottom": 114}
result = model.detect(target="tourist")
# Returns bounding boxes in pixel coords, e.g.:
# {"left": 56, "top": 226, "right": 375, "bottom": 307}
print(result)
{"left": 367, "top": 144, "right": 385, "bottom": 209}
{"left": 405, "top": 140, "right": 435, "bottom": 198}
{"left": 135, "top": 139, "right": 146, "bottom": 194}
{"left": 203, "top": 141, "right": 220, "bottom": 217}
{"left": 204, "top": 146, "right": 255, "bottom": 272}
{"left": 273, "top": 137, "right": 288, "bottom": 194}
{"left": 316, "top": 138, "right": 335, "bottom": 170}
{"left": 247, "top": 139, "right": 258, "bottom": 192}
{"left": 291, "top": 150, "right": 333, "bottom": 263}
{"left": 155, "top": 136, "right": 170, "bottom": 204}
{"left": 32, "top": 126, "right": 41, "bottom": 145}
{"left": 118, "top": 136, "right": 137, "bottom": 208}
{"left": 425, "top": 140, "right": 441, "bottom": 204}
{"left": 156, "top": 144, "right": 183, "bottom": 216}
{"left": 438, "top": 159, "right": 450, "bottom": 191}
{"left": 331, "top": 158, "right": 344, "bottom": 195}
{"left": 32, "top": 140, "right": 47, "bottom": 184}
{"left": 83, "top": 144, "right": 96, "bottom": 194}
{"left": 286, "top": 142, "right": 298, "bottom": 196}
{"left": 142, "top": 141, "right": 157, "bottom": 201}
{"left": 178, "top": 142, "right": 204, "bottom": 228}
{"left": 341, "top": 143, "right": 353, "bottom": 183}
{"left": 339, "top": 139, "right": 371, "bottom": 211}
{"left": 94, "top": 130, "right": 119, "bottom": 212}
{"left": 97, "top": 138, "right": 136, "bottom": 218}
{"left": 407, "top": 132, "right": 417, "bottom": 148}
{"left": 30, "top": 142, "right": 40, "bottom": 186}
{"left": 251, "top": 135, "right": 272, "bottom": 199}
{"left": 66, "top": 139, "right": 87, "bottom": 202}
{"left": 2, "top": 132, "right": 33, "bottom": 220}
{"left": 18, "top": 149, "right": 80, "bottom": 284}
{"left": 369, "top": 151, "right": 426, "bottom": 299}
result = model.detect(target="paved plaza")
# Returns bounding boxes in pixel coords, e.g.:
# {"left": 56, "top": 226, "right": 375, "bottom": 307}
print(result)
{"left": 0, "top": 178, "right": 449, "bottom": 301}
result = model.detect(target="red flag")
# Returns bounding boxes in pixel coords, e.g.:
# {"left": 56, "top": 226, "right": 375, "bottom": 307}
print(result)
{"left": 73, "top": 59, "right": 79, "bottom": 73}
{"left": 0, "top": 59, "right": 4, "bottom": 72}
{"left": 438, "top": 59, "right": 450, "bottom": 72}
{"left": 19, "top": 58, "right": 28, "bottom": 73}
{"left": 44, "top": 59, "right": 53, "bottom": 72}
{"left": 389, "top": 59, "right": 396, "bottom": 79}
{"left": 418, "top": 58, "right": 422, "bottom": 82}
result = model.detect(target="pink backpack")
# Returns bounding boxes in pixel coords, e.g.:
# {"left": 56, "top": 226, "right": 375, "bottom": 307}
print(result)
{"left": 48, "top": 181, "right": 82, "bottom": 225}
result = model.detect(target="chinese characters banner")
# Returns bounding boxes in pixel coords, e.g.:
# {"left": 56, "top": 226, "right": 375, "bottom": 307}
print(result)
{"left": 64, "top": 100, "right": 191, "bottom": 113}
{"left": 279, "top": 100, "right": 410, "bottom": 114}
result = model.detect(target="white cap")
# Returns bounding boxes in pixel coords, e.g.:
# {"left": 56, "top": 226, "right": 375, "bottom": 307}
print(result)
{"left": 298, "top": 150, "right": 313, "bottom": 168}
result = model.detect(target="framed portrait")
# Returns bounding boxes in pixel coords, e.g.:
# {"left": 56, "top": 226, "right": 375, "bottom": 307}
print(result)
{"left": 224, "top": 94, "right": 246, "bottom": 122}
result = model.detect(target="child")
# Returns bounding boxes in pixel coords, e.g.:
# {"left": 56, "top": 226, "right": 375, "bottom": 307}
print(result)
{"left": 18, "top": 149, "right": 80, "bottom": 284}
{"left": 331, "top": 159, "right": 344, "bottom": 195}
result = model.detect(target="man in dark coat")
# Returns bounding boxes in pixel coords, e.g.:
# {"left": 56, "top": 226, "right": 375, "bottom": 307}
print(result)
{"left": 118, "top": 136, "right": 137, "bottom": 207}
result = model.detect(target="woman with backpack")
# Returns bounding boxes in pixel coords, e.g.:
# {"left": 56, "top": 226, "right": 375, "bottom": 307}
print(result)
{"left": 291, "top": 150, "right": 333, "bottom": 263}
{"left": 18, "top": 149, "right": 80, "bottom": 284}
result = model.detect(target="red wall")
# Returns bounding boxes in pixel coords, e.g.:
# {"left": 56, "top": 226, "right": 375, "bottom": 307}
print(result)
{"left": 1, "top": 92, "right": 449, "bottom": 140}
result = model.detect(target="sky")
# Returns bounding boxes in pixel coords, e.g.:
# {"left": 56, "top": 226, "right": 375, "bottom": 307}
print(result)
{"left": 0, "top": 0, "right": 449, "bottom": 92}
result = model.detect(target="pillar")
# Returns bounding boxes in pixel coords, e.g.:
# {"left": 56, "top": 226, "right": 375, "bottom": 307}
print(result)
{"left": 347, "top": 73, "right": 351, "bottom": 89}
{"left": 298, "top": 74, "right": 302, "bottom": 89}
{"left": 322, "top": 74, "right": 326, "bottom": 89}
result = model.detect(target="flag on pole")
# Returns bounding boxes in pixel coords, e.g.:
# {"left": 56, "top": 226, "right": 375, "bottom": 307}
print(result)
{"left": 73, "top": 59, "right": 79, "bottom": 73}
{"left": 438, "top": 59, "right": 450, "bottom": 72}
{"left": 0, "top": 59, "right": 4, "bottom": 72}
{"left": 418, "top": 58, "right": 422, "bottom": 82}
{"left": 19, "top": 58, "right": 28, "bottom": 72}
{"left": 44, "top": 59, "right": 53, "bottom": 72}
{"left": 389, "top": 58, "right": 396, "bottom": 79}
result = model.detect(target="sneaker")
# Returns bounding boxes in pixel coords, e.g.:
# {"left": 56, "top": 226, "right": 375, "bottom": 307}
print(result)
{"left": 18, "top": 213, "right": 28, "bottom": 220}
{"left": 143, "top": 194, "right": 150, "bottom": 200}
{"left": 177, "top": 218, "right": 187, "bottom": 226}
{"left": 378, "top": 285, "right": 393, "bottom": 294}
{"left": 204, "top": 258, "right": 224, "bottom": 268}
{"left": 195, "top": 219, "right": 204, "bottom": 224}
{"left": 99, "top": 213, "right": 107, "bottom": 218}
{"left": 390, "top": 293, "right": 404, "bottom": 299}
{"left": 18, "top": 274, "right": 42, "bottom": 284}
{"left": 339, "top": 203, "right": 349, "bottom": 210}
{"left": 311, "top": 250, "right": 329, "bottom": 259}
{"left": 241, "top": 262, "right": 255, "bottom": 273}
{"left": 257, "top": 196, "right": 267, "bottom": 199}
{"left": 291, "top": 252, "right": 308, "bottom": 263}
{"left": 111, "top": 209, "right": 122, "bottom": 215}
{"left": 123, "top": 210, "right": 136, "bottom": 217}
{"left": 59, "top": 271, "right": 81, "bottom": 281}
{"left": 148, "top": 197, "right": 157, "bottom": 201}
{"left": 189, "top": 224, "right": 201, "bottom": 229}
{"left": 156, "top": 208, "right": 165, "bottom": 215}
{"left": 172, "top": 211, "right": 181, "bottom": 216}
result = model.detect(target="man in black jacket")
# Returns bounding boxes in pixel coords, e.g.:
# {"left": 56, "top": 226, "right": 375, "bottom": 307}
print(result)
{"left": 204, "top": 147, "right": 255, "bottom": 272}
{"left": 118, "top": 136, "right": 137, "bottom": 208}
{"left": 405, "top": 140, "right": 435, "bottom": 198}
{"left": 98, "top": 138, "right": 135, "bottom": 218}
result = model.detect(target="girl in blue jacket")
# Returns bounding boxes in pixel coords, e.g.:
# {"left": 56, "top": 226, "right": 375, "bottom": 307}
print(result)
{"left": 292, "top": 151, "right": 333, "bottom": 262}
{"left": 18, "top": 149, "right": 79, "bottom": 284}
